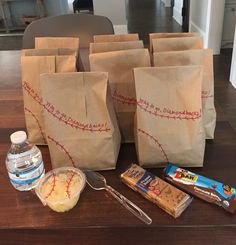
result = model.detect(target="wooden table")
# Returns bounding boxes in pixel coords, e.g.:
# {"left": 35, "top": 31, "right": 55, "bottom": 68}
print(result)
{"left": 1, "top": 50, "right": 236, "bottom": 244}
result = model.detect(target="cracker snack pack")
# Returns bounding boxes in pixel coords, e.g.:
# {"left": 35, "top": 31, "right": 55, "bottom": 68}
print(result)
{"left": 133, "top": 66, "right": 205, "bottom": 167}
{"left": 164, "top": 164, "right": 236, "bottom": 214}
{"left": 21, "top": 49, "right": 77, "bottom": 145}
{"left": 154, "top": 49, "right": 216, "bottom": 139}
{"left": 40, "top": 72, "right": 121, "bottom": 170}
{"left": 121, "top": 164, "right": 192, "bottom": 218}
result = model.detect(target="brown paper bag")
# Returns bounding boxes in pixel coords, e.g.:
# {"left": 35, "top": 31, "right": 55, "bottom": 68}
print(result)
{"left": 149, "top": 32, "right": 198, "bottom": 52}
{"left": 22, "top": 48, "right": 78, "bottom": 56}
{"left": 153, "top": 49, "right": 216, "bottom": 139}
{"left": 40, "top": 72, "right": 121, "bottom": 170}
{"left": 90, "top": 49, "right": 151, "bottom": 142}
{"left": 89, "top": 40, "right": 144, "bottom": 54}
{"left": 21, "top": 50, "right": 77, "bottom": 145}
{"left": 152, "top": 36, "right": 203, "bottom": 52}
{"left": 134, "top": 66, "right": 205, "bottom": 167}
{"left": 93, "top": 34, "right": 139, "bottom": 43}
{"left": 35, "top": 37, "right": 79, "bottom": 49}
{"left": 34, "top": 37, "right": 80, "bottom": 71}
{"left": 23, "top": 49, "right": 77, "bottom": 72}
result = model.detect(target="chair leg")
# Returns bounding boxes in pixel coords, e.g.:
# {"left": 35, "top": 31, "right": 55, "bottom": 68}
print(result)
{"left": 73, "top": 3, "right": 76, "bottom": 13}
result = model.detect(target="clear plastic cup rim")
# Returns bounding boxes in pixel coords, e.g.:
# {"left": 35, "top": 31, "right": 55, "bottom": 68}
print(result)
{"left": 35, "top": 166, "right": 86, "bottom": 205}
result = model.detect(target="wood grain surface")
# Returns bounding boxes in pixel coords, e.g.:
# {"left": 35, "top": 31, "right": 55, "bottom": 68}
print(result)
{"left": 0, "top": 50, "right": 236, "bottom": 244}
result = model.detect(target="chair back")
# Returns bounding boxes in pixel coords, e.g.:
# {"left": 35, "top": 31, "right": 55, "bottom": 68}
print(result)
{"left": 23, "top": 14, "right": 114, "bottom": 49}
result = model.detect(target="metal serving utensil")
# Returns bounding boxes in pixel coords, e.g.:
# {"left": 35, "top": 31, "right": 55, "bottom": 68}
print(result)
{"left": 84, "top": 170, "right": 152, "bottom": 225}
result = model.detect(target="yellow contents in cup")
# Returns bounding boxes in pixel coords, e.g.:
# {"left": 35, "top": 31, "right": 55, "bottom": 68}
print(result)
{"left": 35, "top": 167, "right": 85, "bottom": 212}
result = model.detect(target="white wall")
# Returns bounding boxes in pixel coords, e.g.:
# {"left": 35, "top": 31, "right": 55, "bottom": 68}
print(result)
{"left": 67, "top": 0, "right": 74, "bottom": 13}
{"left": 161, "top": 0, "right": 172, "bottom": 7}
{"left": 189, "top": 0, "right": 209, "bottom": 42}
{"left": 222, "top": 0, "right": 236, "bottom": 48}
{"left": 173, "top": 0, "right": 183, "bottom": 25}
{"left": 230, "top": 25, "right": 236, "bottom": 88}
{"left": 93, "top": 0, "right": 127, "bottom": 33}
{"left": 44, "top": 0, "right": 69, "bottom": 16}
{"left": 190, "top": 0, "right": 208, "bottom": 32}
{"left": 207, "top": 0, "right": 226, "bottom": 54}
{"left": 189, "top": 0, "right": 225, "bottom": 54}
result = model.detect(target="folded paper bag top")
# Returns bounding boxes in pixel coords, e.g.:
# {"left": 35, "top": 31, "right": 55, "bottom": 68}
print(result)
{"left": 93, "top": 33, "right": 139, "bottom": 43}
{"left": 152, "top": 36, "right": 204, "bottom": 52}
{"left": 149, "top": 32, "right": 198, "bottom": 52}
{"left": 89, "top": 40, "right": 144, "bottom": 54}
{"left": 40, "top": 72, "right": 121, "bottom": 171}
{"left": 22, "top": 48, "right": 78, "bottom": 57}
{"left": 22, "top": 48, "right": 78, "bottom": 73}
{"left": 35, "top": 37, "right": 79, "bottom": 49}
{"left": 34, "top": 37, "right": 80, "bottom": 70}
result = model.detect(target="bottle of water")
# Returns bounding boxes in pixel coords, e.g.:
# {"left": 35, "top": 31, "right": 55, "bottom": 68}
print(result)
{"left": 5, "top": 131, "right": 45, "bottom": 191}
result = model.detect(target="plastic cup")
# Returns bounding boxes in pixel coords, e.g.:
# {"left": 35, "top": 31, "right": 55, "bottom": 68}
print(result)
{"left": 35, "top": 167, "right": 86, "bottom": 212}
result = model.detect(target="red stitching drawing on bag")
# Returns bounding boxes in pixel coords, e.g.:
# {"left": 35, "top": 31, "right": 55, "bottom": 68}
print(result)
{"left": 24, "top": 107, "right": 46, "bottom": 143}
{"left": 65, "top": 172, "right": 76, "bottom": 199}
{"left": 23, "top": 81, "right": 44, "bottom": 106}
{"left": 47, "top": 135, "right": 76, "bottom": 168}
{"left": 44, "top": 101, "right": 110, "bottom": 132}
{"left": 137, "top": 98, "right": 201, "bottom": 120}
{"left": 112, "top": 89, "right": 136, "bottom": 105}
{"left": 138, "top": 128, "right": 169, "bottom": 162}
{"left": 45, "top": 173, "right": 56, "bottom": 199}
{"left": 23, "top": 81, "right": 111, "bottom": 132}
{"left": 201, "top": 90, "right": 214, "bottom": 99}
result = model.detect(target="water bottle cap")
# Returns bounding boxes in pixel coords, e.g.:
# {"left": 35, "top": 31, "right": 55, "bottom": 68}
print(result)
{"left": 10, "top": 131, "right": 27, "bottom": 144}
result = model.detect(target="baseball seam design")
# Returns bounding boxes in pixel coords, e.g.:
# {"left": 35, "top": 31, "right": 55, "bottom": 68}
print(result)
{"left": 45, "top": 173, "right": 56, "bottom": 199}
{"left": 47, "top": 135, "right": 76, "bottom": 168}
{"left": 65, "top": 172, "right": 76, "bottom": 199}
{"left": 138, "top": 128, "right": 169, "bottom": 162}
{"left": 112, "top": 89, "right": 136, "bottom": 105}
{"left": 137, "top": 99, "right": 201, "bottom": 121}
{"left": 201, "top": 90, "right": 214, "bottom": 99}
{"left": 24, "top": 107, "right": 47, "bottom": 143}
{"left": 23, "top": 81, "right": 110, "bottom": 132}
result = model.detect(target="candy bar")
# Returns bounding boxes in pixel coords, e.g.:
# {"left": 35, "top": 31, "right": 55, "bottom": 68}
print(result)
{"left": 164, "top": 164, "right": 236, "bottom": 213}
{"left": 120, "top": 164, "right": 192, "bottom": 218}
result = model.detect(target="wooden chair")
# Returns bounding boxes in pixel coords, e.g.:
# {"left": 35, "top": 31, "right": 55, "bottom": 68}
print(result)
{"left": 22, "top": 13, "right": 114, "bottom": 49}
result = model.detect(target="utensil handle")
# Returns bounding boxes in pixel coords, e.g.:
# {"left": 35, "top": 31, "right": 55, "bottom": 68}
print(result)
{"left": 106, "top": 185, "right": 152, "bottom": 225}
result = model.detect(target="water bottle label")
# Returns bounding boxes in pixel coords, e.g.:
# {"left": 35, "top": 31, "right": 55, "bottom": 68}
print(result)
{"left": 8, "top": 161, "right": 45, "bottom": 185}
